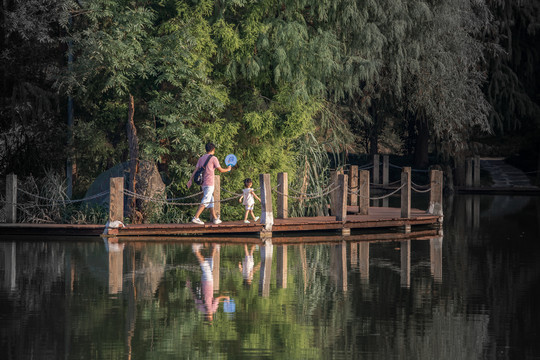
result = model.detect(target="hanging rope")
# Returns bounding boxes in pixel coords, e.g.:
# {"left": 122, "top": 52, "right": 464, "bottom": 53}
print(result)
{"left": 17, "top": 188, "right": 109, "bottom": 205}
{"left": 274, "top": 184, "right": 341, "bottom": 200}
{"left": 348, "top": 182, "right": 406, "bottom": 200}
{"left": 123, "top": 189, "right": 241, "bottom": 206}
{"left": 411, "top": 186, "right": 432, "bottom": 193}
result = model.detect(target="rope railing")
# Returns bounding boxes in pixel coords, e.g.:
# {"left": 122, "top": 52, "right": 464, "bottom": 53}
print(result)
{"left": 348, "top": 182, "right": 406, "bottom": 200}
{"left": 274, "top": 184, "right": 341, "bottom": 200}
{"left": 123, "top": 189, "right": 241, "bottom": 206}
{"left": 388, "top": 162, "right": 430, "bottom": 173}
{"left": 411, "top": 185, "right": 432, "bottom": 193}
{"left": 287, "top": 182, "right": 337, "bottom": 197}
{"left": 16, "top": 188, "right": 110, "bottom": 205}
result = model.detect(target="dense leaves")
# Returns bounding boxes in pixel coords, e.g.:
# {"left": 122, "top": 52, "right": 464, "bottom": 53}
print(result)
{"left": 1, "top": 0, "right": 539, "bottom": 221}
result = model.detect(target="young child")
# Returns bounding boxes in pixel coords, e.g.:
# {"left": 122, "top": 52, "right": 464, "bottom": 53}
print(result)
{"left": 238, "top": 178, "right": 261, "bottom": 223}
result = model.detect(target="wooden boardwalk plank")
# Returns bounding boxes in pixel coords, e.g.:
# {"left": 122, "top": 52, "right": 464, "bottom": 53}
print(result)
{"left": 0, "top": 207, "right": 440, "bottom": 237}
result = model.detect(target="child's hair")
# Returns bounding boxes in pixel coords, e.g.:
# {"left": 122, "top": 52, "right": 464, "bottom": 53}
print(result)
{"left": 243, "top": 178, "right": 252, "bottom": 187}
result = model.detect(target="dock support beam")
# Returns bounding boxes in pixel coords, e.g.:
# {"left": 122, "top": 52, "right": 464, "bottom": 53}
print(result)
{"left": 277, "top": 172, "right": 288, "bottom": 219}
{"left": 359, "top": 170, "right": 369, "bottom": 215}
{"left": 109, "top": 177, "right": 124, "bottom": 223}
{"left": 373, "top": 154, "right": 380, "bottom": 185}
{"left": 336, "top": 174, "right": 349, "bottom": 236}
{"left": 349, "top": 165, "right": 358, "bottom": 207}
{"left": 428, "top": 169, "right": 444, "bottom": 217}
{"left": 259, "top": 173, "right": 273, "bottom": 236}
{"left": 5, "top": 174, "right": 17, "bottom": 223}
{"left": 214, "top": 175, "right": 221, "bottom": 220}
{"left": 401, "top": 167, "right": 411, "bottom": 219}
{"left": 382, "top": 155, "right": 389, "bottom": 186}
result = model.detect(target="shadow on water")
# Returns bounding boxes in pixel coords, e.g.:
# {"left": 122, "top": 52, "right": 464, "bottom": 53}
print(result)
{"left": 1, "top": 195, "right": 539, "bottom": 359}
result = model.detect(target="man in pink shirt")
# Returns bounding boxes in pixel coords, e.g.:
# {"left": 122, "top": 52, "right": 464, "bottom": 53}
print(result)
{"left": 187, "top": 143, "right": 231, "bottom": 224}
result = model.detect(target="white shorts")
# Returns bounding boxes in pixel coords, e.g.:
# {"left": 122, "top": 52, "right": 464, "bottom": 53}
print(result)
{"left": 201, "top": 186, "right": 214, "bottom": 208}
{"left": 245, "top": 204, "right": 254, "bottom": 211}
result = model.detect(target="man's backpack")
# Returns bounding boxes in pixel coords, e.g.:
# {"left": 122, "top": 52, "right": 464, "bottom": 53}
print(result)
{"left": 194, "top": 155, "right": 213, "bottom": 186}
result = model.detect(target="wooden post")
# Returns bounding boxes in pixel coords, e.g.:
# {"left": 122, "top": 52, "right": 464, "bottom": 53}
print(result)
{"left": 401, "top": 167, "right": 411, "bottom": 218}
{"left": 259, "top": 242, "right": 273, "bottom": 297}
{"left": 373, "top": 154, "right": 380, "bottom": 185}
{"left": 336, "top": 174, "right": 348, "bottom": 222}
{"left": 277, "top": 172, "right": 288, "bottom": 219}
{"left": 400, "top": 240, "right": 411, "bottom": 288}
{"left": 465, "top": 158, "right": 473, "bottom": 187}
{"left": 428, "top": 169, "right": 443, "bottom": 216}
{"left": 5, "top": 174, "right": 17, "bottom": 223}
{"left": 473, "top": 156, "right": 481, "bottom": 187}
{"left": 358, "top": 170, "right": 370, "bottom": 215}
{"left": 212, "top": 244, "right": 221, "bottom": 291}
{"left": 350, "top": 243, "right": 358, "bottom": 269}
{"left": 276, "top": 245, "right": 287, "bottom": 289}
{"left": 107, "top": 240, "right": 124, "bottom": 294}
{"left": 214, "top": 175, "right": 221, "bottom": 219}
{"left": 382, "top": 155, "right": 389, "bottom": 186}
{"left": 330, "top": 169, "right": 343, "bottom": 216}
{"left": 109, "top": 177, "right": 124, "bottom": 223}
{"left": 430, "top": 236, "right": 443, "bottom": 283}
{"left": 358, "top": 242, "right": 369, "bottom": 283}
{"left": 259, "top": 173, "right": 273, "bottom": 233}
{"left": 349, "top": 165, "right": 358, "bottom": 207}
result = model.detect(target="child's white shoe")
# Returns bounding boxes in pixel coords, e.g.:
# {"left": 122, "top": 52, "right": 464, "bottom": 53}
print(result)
{"left": 244, "top": 220, "right": 250, "bottom": 223}
{"left": 254, "top": 216, "right": 259, "bottom": 221}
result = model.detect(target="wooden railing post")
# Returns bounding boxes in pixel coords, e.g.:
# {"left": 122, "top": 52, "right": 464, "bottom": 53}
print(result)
{"left": 277, "top": 172, "right": 288, "bottom": 219}
{"left": 214, "top": 175, "right": 221, "bottom": 219}
{"left": 358, "top": 170, "right": 370, "bottom": 215}
{"left": 259, "top": 173, "right": 273, "bottom": 234}
{"left": 473, "top": 156, "right": 481, "bottom": 187}
{"left": 382, "top": 155, "right": 389, "bottom": 186}
{"left": 465, "top": 158, "right": 473, "bottom": 187}
{"left": 373, "top": 154, "right": 380, "bottom": 185}
{"left": 401, "top": 167, "right": 411, "bottom": 219}
{"left": 5, "top": 174, "right": 17, "bottom": 223}
{"left": 330, "top": 169, "right": 343, "bottom": 216}
{"left": 109, "top": 177, "right": 124, "bottom": 223}
{"left": 336, "top": 174, "right": 348, "bottom": 223}
{"left": 428, "top": 169, "right": 443, "bottom": 216}
{"left": 349, "top": 165, "right": 358, "bottom": 207}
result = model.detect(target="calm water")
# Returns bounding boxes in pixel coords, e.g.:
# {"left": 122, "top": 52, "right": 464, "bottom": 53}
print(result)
{"left": 1, "top": 195, "right": 539, "bottom": 359}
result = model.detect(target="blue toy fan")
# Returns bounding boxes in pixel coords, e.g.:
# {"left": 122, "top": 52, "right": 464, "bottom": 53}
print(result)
{"left": 225, "top": 154, "right": 238, "bottom": 167}
{"left": 223, "top": 298, "right": 236, "bottom": 313}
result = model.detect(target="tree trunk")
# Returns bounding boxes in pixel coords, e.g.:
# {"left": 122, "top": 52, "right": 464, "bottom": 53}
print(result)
{"left": 126, "top": 94, "right": 141, "bottom": 223}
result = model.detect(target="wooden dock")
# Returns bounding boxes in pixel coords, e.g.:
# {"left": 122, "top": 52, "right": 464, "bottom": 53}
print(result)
{"left": 0, "top": 207, "right": 440, "bottom": 238}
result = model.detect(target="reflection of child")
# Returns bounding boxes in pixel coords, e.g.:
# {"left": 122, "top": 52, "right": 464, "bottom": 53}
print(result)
{"left": 238, "top": 244, "right": 260, "bottom": 287}
{"left": 238, "top": 178, "right": 261, "bottom": 223}
{"left": 188, "top": 243, "right": 229, "bottom": 321}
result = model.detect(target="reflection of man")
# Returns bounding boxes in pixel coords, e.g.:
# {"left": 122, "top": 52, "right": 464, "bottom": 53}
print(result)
{"left": 188, "top": 243, "right": 229, "bottom": 321}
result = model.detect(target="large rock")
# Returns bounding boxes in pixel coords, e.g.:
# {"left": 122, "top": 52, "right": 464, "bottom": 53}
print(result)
{"left": 84, "top": 161, "right": 166, "bottom": 222}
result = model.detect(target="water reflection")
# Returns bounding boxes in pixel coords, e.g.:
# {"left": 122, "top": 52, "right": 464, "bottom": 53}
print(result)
{"left": 189, "top": 243, "right": 229, "bottom": 321}
{"left": 1, "top": 196, "right": 540, "bottom": 359}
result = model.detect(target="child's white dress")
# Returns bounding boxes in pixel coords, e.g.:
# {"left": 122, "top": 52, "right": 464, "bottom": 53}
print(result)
{"left": 242, "top": 188, "right": 255, "bottom": 210}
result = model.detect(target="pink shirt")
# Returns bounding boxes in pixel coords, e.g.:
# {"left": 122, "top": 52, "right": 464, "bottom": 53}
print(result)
{"left": 195, "top": 154, "right": 221, "bottom": 187}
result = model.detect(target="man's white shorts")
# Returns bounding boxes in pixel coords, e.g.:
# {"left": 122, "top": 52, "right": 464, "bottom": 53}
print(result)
{"left": 201, "top": 186, "right": 214, "bottom": 208}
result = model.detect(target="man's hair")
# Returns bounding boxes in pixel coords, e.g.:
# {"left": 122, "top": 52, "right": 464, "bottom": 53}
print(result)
{"left": 244, "top": 178, "right": 252, "bottom": 187}
{"left": 205, "top": 143, "right": 215, "bottom": 152}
